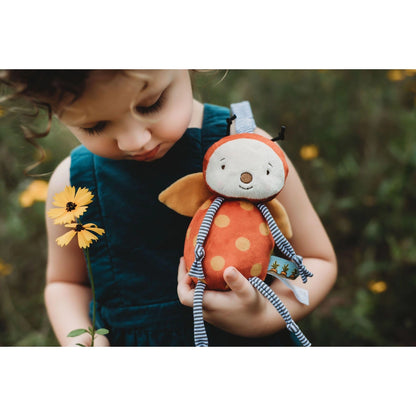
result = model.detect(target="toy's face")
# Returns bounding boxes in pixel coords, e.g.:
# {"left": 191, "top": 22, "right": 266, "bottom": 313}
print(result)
{"left": 205, "top": 137, "right": 286, "bottom": 201}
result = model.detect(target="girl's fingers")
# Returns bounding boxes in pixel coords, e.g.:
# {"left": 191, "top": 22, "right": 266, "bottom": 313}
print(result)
{"left": 177, "top": 257, "right": 194, "bottom": 307}
{"left": 222, "top": 267, "right": 255, "bottom": 299}
{"left": 177, "top": 260, "right": 257, "bottom": 310}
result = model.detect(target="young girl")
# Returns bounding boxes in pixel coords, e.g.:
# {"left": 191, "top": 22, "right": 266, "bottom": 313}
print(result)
{"left": 3, "top": 70, "right": 337, "bottom": 346}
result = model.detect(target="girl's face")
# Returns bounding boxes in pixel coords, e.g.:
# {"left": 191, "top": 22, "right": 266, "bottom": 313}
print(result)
{"left": 59, "top": 70, "right": 195, "bottom": 161}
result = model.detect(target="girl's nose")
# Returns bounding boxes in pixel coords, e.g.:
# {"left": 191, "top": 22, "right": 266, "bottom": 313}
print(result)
{"left": 117, "top": 120, "right": 152, "bottom": 152}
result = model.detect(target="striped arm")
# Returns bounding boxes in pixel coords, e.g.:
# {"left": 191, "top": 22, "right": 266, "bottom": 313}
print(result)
{"left": 256, "top": 203, "right": 313, "bottom": 284}
{"left": 249, "top": 277, "right": 311, "bottom": 347}
{"left": 189, "top": 196, "right": 225, "bottom": 279}
{"left": 193, "top": 280, "right": 208, "bottom": 347}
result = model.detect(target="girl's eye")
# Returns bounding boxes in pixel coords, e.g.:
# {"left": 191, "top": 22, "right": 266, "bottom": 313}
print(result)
{"left": 135, "top": 90, "right": 166, "bottom": 115}
{"left": 82, "top": 120, "right": 108, "bottom": 136}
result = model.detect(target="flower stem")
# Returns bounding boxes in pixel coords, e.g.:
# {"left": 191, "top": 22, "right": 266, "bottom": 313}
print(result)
{"left": 84, "top": 247, "right": 96, "bottom": 347}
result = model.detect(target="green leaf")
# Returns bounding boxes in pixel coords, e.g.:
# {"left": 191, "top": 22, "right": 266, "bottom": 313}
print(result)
{"left": 67, "top": 328, "right": 88, "bottom": 337}
{"left": 76, "top": 343, "right": 86, "bottom": 347}
{"left": 95, "top": 328, "right": 110, "bottom": 335}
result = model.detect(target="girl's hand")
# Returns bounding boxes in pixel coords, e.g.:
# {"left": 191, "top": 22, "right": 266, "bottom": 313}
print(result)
{"left": 177, "top": 257, "right": 282, "bottom": 337}
{"left": 65, "top": 332, "right": 111, "bottom": 347}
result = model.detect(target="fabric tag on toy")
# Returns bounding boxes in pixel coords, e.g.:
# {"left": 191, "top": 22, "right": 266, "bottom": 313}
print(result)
{"left": 267, "top": 256, "right": 310, "bottom": 305}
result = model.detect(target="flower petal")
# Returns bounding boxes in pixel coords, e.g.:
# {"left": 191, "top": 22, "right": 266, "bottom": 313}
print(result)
{"left": 83, "top": 223, "right": 105, "bottom": 235}
{"left": 74, "top": 187, "right": 94, "bottom": 206}
{"left": 64, "top": 185, "right": 76, "bottom": 201}
{"left": 71, "top": 205, "right": 88, "bottom": 221}
{"left": 77, "top": 229, "right": 99, "bottom": 249}
{"left": 53, "top": 186, "right": 75, "bottom": 207}
{"left": 47, "top": 208, "right": 81, "bottom": 224}
{"left": 56, "top": 230, "right": 76, "bottom": 247}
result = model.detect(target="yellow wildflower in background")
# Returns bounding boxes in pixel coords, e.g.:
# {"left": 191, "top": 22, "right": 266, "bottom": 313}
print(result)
{"left": 56, "top": 223, "right": 105, "bottom": 249}
{"left": 300, "top": 144, "right": 319, "bottom": 161}
{"left": 404, "top": 69, "right": 416, "bottom": 77}
{"left": 19, "top": 180, "right": 49, "bottom": 207}
{"left": 368, "top": 280, "right": 387, "bottom": 294}
{"left": 47, "top": 186, "right": 93, "bottom": 224}
{"left": 387, "top": 70, "right": 405, "bottom": 82}
{"left": 0, "top": 259, "right": 13, "bottom": 277}
{"left": 0, "top": 105, "right": 5, "bottom": 117}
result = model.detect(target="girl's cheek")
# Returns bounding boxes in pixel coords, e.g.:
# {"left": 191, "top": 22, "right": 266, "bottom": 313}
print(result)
{"left": 159, "top": 102, "right": 193, "bottom": 137}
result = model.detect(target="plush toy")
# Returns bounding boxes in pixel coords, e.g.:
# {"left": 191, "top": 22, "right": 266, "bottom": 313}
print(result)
{"left": 159, "top": 105, "right": 313, "bottom": 347}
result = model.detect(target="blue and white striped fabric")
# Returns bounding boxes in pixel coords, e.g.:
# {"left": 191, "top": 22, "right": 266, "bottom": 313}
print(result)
{"left": 189, "top": 196, "right": 225, "bottom": 279}
{"left": 249, "top": 276, "right": 311, "bottom": 346}
{"left": 193, "top": 280, "right": 208, "bottom": 346}
{"left": 189, "top": 196, "right": 224, "bottom": 347}
{"left": 256, "top": 202, "right": 313, "bottom": 284}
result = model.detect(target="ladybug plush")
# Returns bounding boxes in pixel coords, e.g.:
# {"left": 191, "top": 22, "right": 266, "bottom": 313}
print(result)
{"left": 159, "top": 111, "right": 313, "bottom": 347}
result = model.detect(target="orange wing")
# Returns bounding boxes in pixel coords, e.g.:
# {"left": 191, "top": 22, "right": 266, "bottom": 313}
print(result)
{"left": 158, "top": 172, "right": 213, "bottom": 217}
{"left": 265, "top": 198, "right": 293, "bottom": 239}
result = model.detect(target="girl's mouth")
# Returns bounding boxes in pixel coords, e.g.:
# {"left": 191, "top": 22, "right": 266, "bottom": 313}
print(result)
{"left": 128, "top": 145, "right": 161, "bottom": 161}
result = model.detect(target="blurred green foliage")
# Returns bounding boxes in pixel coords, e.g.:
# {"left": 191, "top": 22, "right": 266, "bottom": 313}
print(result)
{"left": 1, "top": 70, "right": 415, "bottom": 346}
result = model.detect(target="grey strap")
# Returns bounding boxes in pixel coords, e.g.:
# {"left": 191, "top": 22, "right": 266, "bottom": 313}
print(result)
{"left": 230, "top": 101, "right": 256, "bottom": 133}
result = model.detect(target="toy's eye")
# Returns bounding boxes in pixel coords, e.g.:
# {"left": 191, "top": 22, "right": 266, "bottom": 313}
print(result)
{"left": 266, "top": 170, "right": 270, "bottom": 175}
{"left": 221, "top": 165, "right": 225, "bottom": 170}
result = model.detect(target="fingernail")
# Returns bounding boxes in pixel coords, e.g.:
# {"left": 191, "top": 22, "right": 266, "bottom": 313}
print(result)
{"left": 227, "top": 267, "right": 238, "bottom": 278}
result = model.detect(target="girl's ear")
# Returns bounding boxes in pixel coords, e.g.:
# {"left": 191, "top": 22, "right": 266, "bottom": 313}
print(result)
{"left": 158, "top": 173, "right": 213, "bottom": 217}
{"left": 265, "top": 198, "right": 293, "bottom": 239}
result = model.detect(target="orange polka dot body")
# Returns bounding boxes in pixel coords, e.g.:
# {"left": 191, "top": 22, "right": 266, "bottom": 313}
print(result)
{"left": 184, "top": 196, "right": 274, "bottom": 290}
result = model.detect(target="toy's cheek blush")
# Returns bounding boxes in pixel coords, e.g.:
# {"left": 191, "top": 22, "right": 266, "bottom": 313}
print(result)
{"left": 184, "top": 197, "right": 274, "bottom": 290}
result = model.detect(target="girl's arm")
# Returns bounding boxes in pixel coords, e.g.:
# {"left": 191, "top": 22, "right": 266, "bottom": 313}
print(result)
{"left": 177, "top": 128, "right": 337, "bottom": 338}
{"left": 44, "top": 157, "right": 110, "bottom": 346}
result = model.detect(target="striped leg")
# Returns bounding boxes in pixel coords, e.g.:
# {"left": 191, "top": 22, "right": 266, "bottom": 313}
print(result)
{"left": 189, "top": 197, "right": 224, "bottom": 280}
{"left": 249, "top": 276, "right": 311, "bottom": 347}
{"left": 193, "top": 279, "right": 208, "bottom": 347}
{"left": 256, "top": 203, "right": 313, "bottom": 284}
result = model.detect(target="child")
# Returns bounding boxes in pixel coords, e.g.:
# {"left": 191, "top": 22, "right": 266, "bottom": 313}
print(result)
{"left": 2, "top": 70, "right": 337, "bottom": 346}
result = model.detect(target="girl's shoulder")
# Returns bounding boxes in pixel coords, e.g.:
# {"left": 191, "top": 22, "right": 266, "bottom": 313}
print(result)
{"left": 47, "top": 156, "right": 71, "bottom": 199}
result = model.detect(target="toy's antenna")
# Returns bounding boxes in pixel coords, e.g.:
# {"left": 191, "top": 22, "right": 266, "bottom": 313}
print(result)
{"left": 272, "top": 125, "right": 286, "bottom": 142}
{"left": 226, "top": 114, "right": 237, "bottom": 135}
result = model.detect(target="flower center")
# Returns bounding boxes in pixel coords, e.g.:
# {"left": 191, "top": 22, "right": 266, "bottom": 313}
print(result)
{"left": 74, "top": 224, "right": 84, "bottom": 232}
{"left": 66, "top": 202, "right": 77, "bottom": 212}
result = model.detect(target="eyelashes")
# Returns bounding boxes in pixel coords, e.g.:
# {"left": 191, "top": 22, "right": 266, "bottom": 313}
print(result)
{"left": 135, "top": 90, "right": 166, "bottom": 115}
{"left": 83, "top": 120, "right": 108, "bottom": 136}
{"left": 81, "top": 89, "right": 167, "bottom": 136}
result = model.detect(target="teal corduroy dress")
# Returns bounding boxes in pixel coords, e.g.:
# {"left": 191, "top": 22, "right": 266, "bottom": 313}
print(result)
{"left": 70, "top": 103, "right": 295, "bottom": 346}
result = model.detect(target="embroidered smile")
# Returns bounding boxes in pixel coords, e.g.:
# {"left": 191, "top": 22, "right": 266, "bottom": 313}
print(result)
{"left": 239, "top": 185, "right": 253, "bottom": 190}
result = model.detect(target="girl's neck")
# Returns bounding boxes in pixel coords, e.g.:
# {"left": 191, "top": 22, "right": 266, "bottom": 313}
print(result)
{"left": 188, "top": 99, "right": 204, "bottom": 129}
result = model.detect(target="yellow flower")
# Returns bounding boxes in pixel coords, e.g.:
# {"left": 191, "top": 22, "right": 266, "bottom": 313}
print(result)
{"left": 28, "top": 180, "right": 48, "bottom": 201}
{"left": 56, "top": 222, "right": 105, "bottom": 249}
{"left": 368, "top": 280, "right": 387, "bottom": 294}
{"left": 387, "top": 70, "right": 405, "bottom": 82}
{"left": 300, "top": 144, "right": 319, "bottom": 161}
{"left": 0, "top": 105, "right": 5, "bottom": 117}
{"left": 19, "top": 180, "right": 49, "bottom": 207}
{"left": 19, "top": 190, "right": 35, "bottom": 207}
{"left": 47, "top": 186, "right": 93, "bottom": 224}
{"left": 404, "top": 69, "right": 416, "bottom": 77}
{"left": 0, "top": 259, "right": 13, "bottom": 277}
